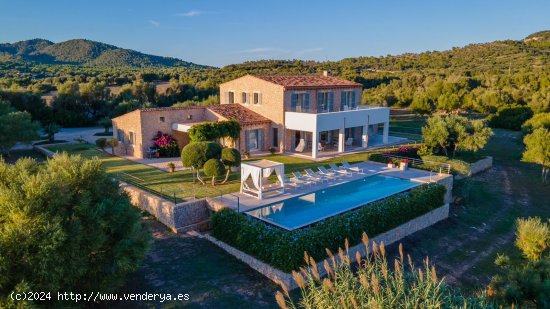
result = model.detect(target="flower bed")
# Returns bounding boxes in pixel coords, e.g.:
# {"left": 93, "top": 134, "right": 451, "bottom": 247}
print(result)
{"left": 211, "top": 184, "right": 446, "bottom": 272}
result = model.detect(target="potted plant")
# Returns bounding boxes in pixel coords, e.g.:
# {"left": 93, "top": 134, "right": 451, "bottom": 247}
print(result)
{"left": 387, "top": 159, "right": 395, "bottom": 168}
{"left": 243, "top": 151, "right": 251, "bottom": 159}
{"left": 167, "top": 162, "right": 176, "bottom": 173}
{"left": 399, "top": 159, "right": 409, "bottom": 171}
{"left": 268, "top": 147, "right": 277, "bottom": 155}
{"left": 155, "top": 150, "right": 160, "bottom": 158}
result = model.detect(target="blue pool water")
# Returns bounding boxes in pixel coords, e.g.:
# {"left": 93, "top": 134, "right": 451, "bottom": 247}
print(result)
{"left": 245, "top": 174, "right": 420, "bottom": 230}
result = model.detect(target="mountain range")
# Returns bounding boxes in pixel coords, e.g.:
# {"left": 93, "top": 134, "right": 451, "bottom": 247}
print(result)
{"left": 0, "top": 38, "right": 208, "bottom": 68}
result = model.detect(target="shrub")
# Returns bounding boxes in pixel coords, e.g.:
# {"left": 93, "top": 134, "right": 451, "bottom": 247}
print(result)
{"left": 277, "top": 237, "right": 490, "bottom": 308}
{"left": 515, "top": 217, "right": 550, "bottom": 261}
{"left": 522, "top": 112, "right": 550, "bottom": 133}
{"left": 203, "top": 159, "right": 226, "bottom": 185}
{"left": 108, "top": 137, "right": 118, "bottom": 155}
{"left": 152, "top": 131, "right": 179, "bottom": 157}
{"left": 95, "top": 137, "right": 107, "bottom": 151}
{"left": 211, "top": 184, "right": 446, "bottom": 272}
{"left": 488, "top": 104, "right": 533, "bottom": 131}
{"left": 181, "top": 142, "right": 222, "bottom": 169}
{"left": 0, "top": 154, "right": 150, "bottom": 306}
{"left": 221, "top": 148, "right": 241, "bottom": 184}
{"left": 188, "top": 120, "right": 241, "bottom": 142}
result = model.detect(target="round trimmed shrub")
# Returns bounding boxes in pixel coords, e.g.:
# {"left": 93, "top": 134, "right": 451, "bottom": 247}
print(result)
{"left": 203, "top": 159, "right": 226, "bottom": 185}
{"left": 221, "top": 147, "right": 241, "bottom": 168}
{"left": 181, "top": 142, "right": 222, "bottom": 169}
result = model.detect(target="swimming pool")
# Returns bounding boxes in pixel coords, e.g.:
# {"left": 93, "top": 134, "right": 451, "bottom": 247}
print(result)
{"left": 245, "top": 174, "right": 421, "bottom": 230}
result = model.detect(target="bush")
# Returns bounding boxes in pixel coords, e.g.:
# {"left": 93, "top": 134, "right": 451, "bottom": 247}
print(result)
{"left": 203, "top": 159, "right": 226, "bottom": 185}
{"left": 522, "top": 112, "right": 550, "bottom": 133}
{"left": 95, "top": 137, "right": 107, "bottom": 150}
{"left": 211, "top": 184, "right": 446, "bottom": 272}
{"left": 152, "top": 131, "right": 179, "bottom": 157}
{"left": 181, "top": 141, "right": 222, "bottom": 169}
{"left": 488, "top": 104, "right": 533, "bottom": 131}
{"left": 0, "top": 154, "right": 150, "bottom": 306}
{"left": 188, "top": 120, "right": 241, "bottom": 142}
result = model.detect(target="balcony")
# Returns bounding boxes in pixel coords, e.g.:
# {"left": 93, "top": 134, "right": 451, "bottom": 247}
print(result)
{"left": 285, "top": 105, "right": 390, "bottom": 132}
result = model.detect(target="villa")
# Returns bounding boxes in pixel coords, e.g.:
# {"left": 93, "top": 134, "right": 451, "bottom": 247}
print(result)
{"left": 111, "top": 72, "right": 391, "bottom": 159}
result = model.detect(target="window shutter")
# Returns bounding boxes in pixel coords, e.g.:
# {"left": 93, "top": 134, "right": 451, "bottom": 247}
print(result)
{"left": 317, "top": 93, "right": 322, "bottom": 112}
{"left": 225, "top": 92, "right": 230, "bottom": 104}
{"left": 304, "top": 93, "right": 310, "bottom": 111}
{"left": 258, "top": 92, "right": 262, "bottom": 104}
{"left": 244, "top": 130, "right": 249, "bottom": 152}
{"left": 351, "top": 91, "right": 356, "bottom": 108}
{"left": 291, "top": 94, "right": 297, "bottom": 111}
{"left": 329, "top": 92, "right": 334, "bottom": 112}
{"left": 341, "top": 92, "right": 346, "bottom": 110}
{"left": 259, "top": 129, "right": 264, "bottom": 150}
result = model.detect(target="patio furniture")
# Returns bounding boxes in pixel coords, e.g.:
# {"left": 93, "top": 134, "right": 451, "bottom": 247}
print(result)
{"left": 329, "top": 163, "right": 352, "bottom": 176}
{"left": 318, "top": 142, "right": 325, "bottom": 152}
{"left": 282, "top": 176, "right": 301, "bottom": 190}
{"left": 305, "top": 169, "right": 327, "bottom": 182}
{"left": 240, "top": 160, "right": 285, "bottom": 200}
{"left": 295, "top": 139, "right": 306, "bottom": 152}
{"left": 317, "top": 166, "right": 339, "bottom": 179}
{"left": 341, "top": 161, "right": 364, "bottom": 173}
{"left": 145, "top": 146, "right": 158, "bottom": 159}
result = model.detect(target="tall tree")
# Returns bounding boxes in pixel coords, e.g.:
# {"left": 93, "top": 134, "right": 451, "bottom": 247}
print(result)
{"left": 522, "top": 128, "right": 550, "bottom": 183}
{"left": 0, "top": 100, "right": 40, "bottom": 156}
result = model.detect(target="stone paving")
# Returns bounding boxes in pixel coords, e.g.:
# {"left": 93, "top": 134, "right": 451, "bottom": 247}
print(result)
{"left": 208, "top": 160, "right": 451, "bottom": 213}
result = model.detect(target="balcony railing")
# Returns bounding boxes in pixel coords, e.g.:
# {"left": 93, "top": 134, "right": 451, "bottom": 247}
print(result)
{"left": 289, "top": 104, "right": 383, "bottom": 114}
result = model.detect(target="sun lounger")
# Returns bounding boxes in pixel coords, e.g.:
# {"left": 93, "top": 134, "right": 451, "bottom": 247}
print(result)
{"left": 317, "top": 166, "right": 339, "bottom": 178}
{"left": 329, "top": 163, "right": 352, "bottom": 176}
{"left": 341, "top": 161, "right": 364, "bottom": 173}
{"left": 305, "top": 169, "right": 327, "bottom": 182}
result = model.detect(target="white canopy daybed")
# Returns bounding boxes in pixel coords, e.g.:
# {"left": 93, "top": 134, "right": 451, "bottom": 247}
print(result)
{"left": 240, "top": 160, "right": 285, "bottom": 200}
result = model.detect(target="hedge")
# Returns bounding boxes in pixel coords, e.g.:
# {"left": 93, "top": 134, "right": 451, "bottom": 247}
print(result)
{"left": 211, "top": 184, "right": 446, "bottom": 272}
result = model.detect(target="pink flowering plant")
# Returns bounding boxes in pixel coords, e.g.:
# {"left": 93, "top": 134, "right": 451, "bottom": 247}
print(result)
{"left": 152, "top": 131, "right": 179, "bottom": 157}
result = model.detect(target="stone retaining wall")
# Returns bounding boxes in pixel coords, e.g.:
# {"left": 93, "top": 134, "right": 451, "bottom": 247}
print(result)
{"left": 203, "top": 203, "right": 450, "bottom": 289}
{"left": 469, "top": 156, "right": 493, "bottom": 175}
{"left": 121, "top": 182, "right": 211, "bottom": 233}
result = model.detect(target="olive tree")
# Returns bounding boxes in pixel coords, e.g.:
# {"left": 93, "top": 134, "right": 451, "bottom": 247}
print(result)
{"left": 422, "top": 115, "right": 492, "bottom": 158}
{"left": 0, "top": 154, "right": 150, "bottom": 307}
{"left": 522, "top": 128, "right": 550, "bottom": 183}
{"left": 0, "top": 100, "right": 40, "bottom": 156}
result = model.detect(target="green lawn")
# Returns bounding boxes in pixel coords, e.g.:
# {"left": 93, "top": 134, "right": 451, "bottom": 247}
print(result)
{"left": 44, "top": 143, "right": 381, "bottom": 202}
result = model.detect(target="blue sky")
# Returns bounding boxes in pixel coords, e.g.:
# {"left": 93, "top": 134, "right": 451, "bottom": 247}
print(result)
{"left": 1, "top": 0, "right": 549, "bottom": 67}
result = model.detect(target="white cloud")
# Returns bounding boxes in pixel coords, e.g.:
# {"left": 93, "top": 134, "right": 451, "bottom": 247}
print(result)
{"left": 296, "top": 47, "right": 324, "bottom": 55}
{"left": 148, "top": 20, "right": 160, "bottom": 27}
{"left": 177, "top": 10, "right": 203, "bottom": 17}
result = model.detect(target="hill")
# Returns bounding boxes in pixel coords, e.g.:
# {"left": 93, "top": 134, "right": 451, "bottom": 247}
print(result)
{"left": 0, "top": 38, "right": 209, "bottom": 68}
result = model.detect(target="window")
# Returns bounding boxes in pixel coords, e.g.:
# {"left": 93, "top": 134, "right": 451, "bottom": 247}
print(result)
{"left": 340, "top": 90, "right": 356, "bottom": 110}
{"left": 317, "top": 92, "right": 334, "bottom": 113}
{"left": 247, "top": 129, "right": 260, "bottom": 151}
{"left": 116, "top": 129, "right": 124, "bottom": 142}
{"left": 291, "top": 93, "right": 310, "bottom": 112}
{"left": 272, "top": 128, "right": 278, "bottom": 147}
{"left": 241, "top": 92, "right": 248, "bottom": 104}
{"left": 129, "top": 131, "right": 135, "bottom": 145}
{"left": 160, "top": 116, "right": 165, "bottom": 122}
{"left": 253, "top": 92, "right": 261, "bottom": 104}
{"left": 228, "top": 91, "right": 235, "bottom": 104}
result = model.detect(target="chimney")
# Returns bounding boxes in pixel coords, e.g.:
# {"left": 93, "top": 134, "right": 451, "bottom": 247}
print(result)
{"left": 322, "top": 70, "right": 331, "bottom": 77}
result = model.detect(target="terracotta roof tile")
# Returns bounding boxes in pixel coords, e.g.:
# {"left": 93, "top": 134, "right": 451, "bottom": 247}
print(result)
{"left": 206, "top": 104, "right": 271, "bottom": 126}
{"left": 252, "top": 74, "right": 362, "bottom": 89}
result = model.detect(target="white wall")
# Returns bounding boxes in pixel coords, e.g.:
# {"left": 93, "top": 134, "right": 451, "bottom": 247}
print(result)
{"left": 285, "top": 106, "right": 390, "bottom": 132}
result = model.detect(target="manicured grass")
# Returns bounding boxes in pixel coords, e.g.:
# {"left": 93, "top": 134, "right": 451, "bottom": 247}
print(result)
{"left": 45, "top": 144, "right": 241, "bottom": 202}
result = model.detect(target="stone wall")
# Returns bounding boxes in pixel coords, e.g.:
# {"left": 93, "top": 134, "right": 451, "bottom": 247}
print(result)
{"left": 120, "top": 182, "right": 211, "bottom": 233}
{"left": 469, "top": 156, "right": 493, "bottom": 175}
{"left": 204, "top": 203, "right": 450, "bottom": 290}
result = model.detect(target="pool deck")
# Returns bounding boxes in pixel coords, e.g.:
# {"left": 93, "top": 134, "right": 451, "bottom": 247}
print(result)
{"left": 207, "top": 161, "right": 451, "bottom": 213}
